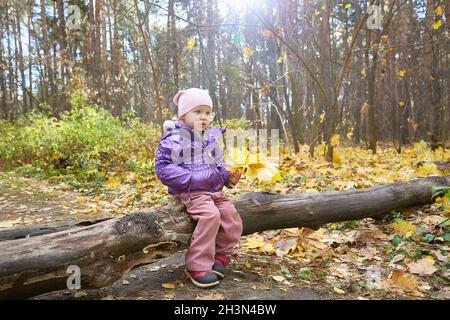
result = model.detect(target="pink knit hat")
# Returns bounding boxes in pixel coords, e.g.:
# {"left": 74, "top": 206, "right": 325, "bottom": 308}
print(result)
{"left": 173, "top": 88, "right": 213, "bottom": 117}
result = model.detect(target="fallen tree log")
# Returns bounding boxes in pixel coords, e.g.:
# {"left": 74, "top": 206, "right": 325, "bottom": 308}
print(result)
{"left": 0, "top": 175, "right": 449, "bottom": 299}
{"left": 0, "top": 218, "right": 111, "bottom": 241}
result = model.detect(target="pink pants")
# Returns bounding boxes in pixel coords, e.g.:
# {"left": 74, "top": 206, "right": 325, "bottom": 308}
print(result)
{"left": 176, "top": 190, "right": 243, "bottom": 272}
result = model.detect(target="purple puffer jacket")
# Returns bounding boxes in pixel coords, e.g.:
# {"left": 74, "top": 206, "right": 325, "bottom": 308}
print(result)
{"left": 155, "top": 122, "right": 230, "bottom": 197}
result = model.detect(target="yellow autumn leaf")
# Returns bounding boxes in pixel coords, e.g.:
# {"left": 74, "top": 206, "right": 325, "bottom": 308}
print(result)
{"left": 432, "top": 19, "right": 442, "bottom": 30}
{"left": 277, "top": 52, "right": 287, "bottom": 64}
{"left": 398, "top": 70, "right": 406, "bottom": 78}
{"left": 242, "top": 235, "right": 266, "bottom": 249}
{"left": 245, "top": 161, "right": 281, "bottom": 183}
{"left": 333, "top": 152, "right": 342, "bottom": 165}
{"left": 435, "top": 6, "right": 443, "bottom": 16}
{"left": 78, "top": 208, "right": 98, "bottom": 215}
{"left": 315, "top": 10, "right": 321, "bottom": 16}
{"left": 320, "top": 111, "right": 326, "bottom": 123}
{"left": 347, "top": 127, "right": 354, "bottom": 140}
{"left": 393, "top": 219, "right": 416, "bottom": 238}
{"left": 187, "top": 37, "right": 196, "bottom": 49}
{"left": 334, "top": 287, "right": 345, "bottom": 294}
{"left": 416, "top": 162, "right": 439, "bottom": 177}
{"left": 106, "top": 176, "right": 121, "bottom": 189}
{"left": 243, "top": 47, "right": 254, "bottom": 57}
{"left": 331, "top": 134, "right": 340, "bottom": 147}
{"left": 247, "top": 166, "right": 272, "bottom": 182}
{"left": 344, "top": 4, "right": 352, "bottom": 9}
{"left": 380, "top": 35, "right": 389, "bottom": 44}
{"left": 305, "top": 180, "right": 316, "bottom": 189}
{"left": 390, "top": 270, "right": 418, "bottom": 292}
{"left": 261, "top": 29, "right": 272, "bottom": 38}
{"left": 360, "top": 68, "right": 367, "bottom": 78}
{"left": 161, "top": 282, "right": 176, "bottom": 289}
{"left": 398, "top": 101, "right": 405, "bottom": 108}
{"left": 316, "top": 143, "right": 326, "bottom": 156}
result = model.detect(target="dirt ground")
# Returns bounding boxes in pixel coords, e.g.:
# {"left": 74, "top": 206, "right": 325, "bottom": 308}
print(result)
{"left": 33, "top": 251, "right": 333, "bottom": 300}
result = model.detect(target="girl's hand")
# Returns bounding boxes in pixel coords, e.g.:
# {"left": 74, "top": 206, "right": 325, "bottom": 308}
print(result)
{"left": 228, "top": 170, "right": 241, "bottom": 187}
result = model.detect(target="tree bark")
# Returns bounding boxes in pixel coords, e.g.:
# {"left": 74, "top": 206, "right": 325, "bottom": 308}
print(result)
{"left": 101, "top": 4, "right": 109, "bottom": 109}
{"left": 15, "top": 6, "right": 28, "bottom": 114}
{"left": 0, "top": 26, "right": 8, "bottom": 119}
{"left": 0, "top": 176, "right": 449, "bottom": 299}
{"left": 40, "top": 0, "right": 55, "bottom": 103}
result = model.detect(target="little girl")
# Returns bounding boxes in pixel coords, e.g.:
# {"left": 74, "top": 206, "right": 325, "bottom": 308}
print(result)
{"left": 155, "top": 88, "right": 243, "bottom": 288}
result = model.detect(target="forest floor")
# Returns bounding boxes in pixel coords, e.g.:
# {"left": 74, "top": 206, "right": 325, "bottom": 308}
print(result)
{"left": 0, "top": 167, "right": 449, "bottom": 300}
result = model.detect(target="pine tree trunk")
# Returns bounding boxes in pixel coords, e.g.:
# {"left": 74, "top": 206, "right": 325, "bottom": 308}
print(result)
{"left": 40, "top": 0, "right": 55, "bottom": 103}
{"left": 0, "top": 32, "right": 8, "bottom": 119}
{"left": 101, "top": 5, "right": 109, "bottom": 109}
{"left": 27, "top": 3, "right": 33, "bottom": 112}
{"left": 16, "top": 7, "right": 28, "bottom": 114}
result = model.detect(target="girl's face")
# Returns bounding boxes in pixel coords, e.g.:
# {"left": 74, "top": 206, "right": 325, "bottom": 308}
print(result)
{"left": 181, "top": 105, "right": 213, "bottom": 130}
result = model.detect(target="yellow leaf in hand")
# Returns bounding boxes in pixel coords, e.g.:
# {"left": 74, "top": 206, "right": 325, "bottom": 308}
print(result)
{"left": 246, "top": 162, "right": 280, "bottom": 183}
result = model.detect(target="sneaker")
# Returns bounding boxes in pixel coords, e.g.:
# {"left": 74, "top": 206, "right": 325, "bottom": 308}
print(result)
{"left": 184, "top": 270, "right": 219, "bottom": 288}
{"left": 212, "top": 263, "right": 225, "bottom": 279}
{"left": 212, "top": 255, "right": 230, "bottom": 279}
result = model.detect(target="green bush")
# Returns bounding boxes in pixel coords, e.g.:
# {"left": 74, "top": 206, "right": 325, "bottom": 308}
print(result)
{"left": 0, "top": 92, "right": 159, "bottom": 190}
